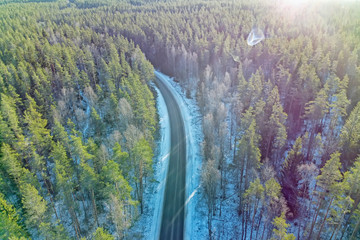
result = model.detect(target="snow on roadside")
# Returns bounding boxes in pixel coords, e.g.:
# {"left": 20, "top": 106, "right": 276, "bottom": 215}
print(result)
{"left": 127, "top": 82, "right": 170, "bottom": 239}
{"left": 154, "top": 71, "right": 207, "bottom": 240}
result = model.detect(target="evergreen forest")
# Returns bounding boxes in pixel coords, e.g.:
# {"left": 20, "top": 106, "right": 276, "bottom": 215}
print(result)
{"left": 0, "top": 0, "right": 360, "bottom": 239}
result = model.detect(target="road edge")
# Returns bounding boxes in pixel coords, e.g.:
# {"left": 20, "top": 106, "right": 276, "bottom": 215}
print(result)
{"left": 154, "top": 71, "right": 203, "bottom": 240}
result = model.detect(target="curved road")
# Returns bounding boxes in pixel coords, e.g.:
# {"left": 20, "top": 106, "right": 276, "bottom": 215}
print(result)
{"left": 155, "top": 75, "right": 186, "bottom": 240}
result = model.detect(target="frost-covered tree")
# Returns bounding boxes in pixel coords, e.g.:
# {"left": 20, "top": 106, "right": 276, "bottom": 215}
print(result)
{"left": 202, "top": 159, "right": 220, "bottom": 240}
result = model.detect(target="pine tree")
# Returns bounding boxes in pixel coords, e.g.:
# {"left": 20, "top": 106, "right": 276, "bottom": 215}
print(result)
{"left": 307, "top": 152, "right": 343, "bottom": 239}
{"left": 52, "top": 119, "right": 69, "bottom": 148}
{"left": 52, "top": 142, "right": 81, "bottom": 238}
{"left": 131, "top": 137, "right": 153, "bottom": 213}
{"left": 281, "top": 137, "right": 304, "bottom": 218}
{"left": 80, "top": 161, "right": 100, "bottom": 226}
{"left": 0, "top": 92, "right": 22, "bottom": 140}
{"left": 264, "top": 86, "right": 287, "bottom": 160}
{"left": 99, "top": 58, "right": 115, "bottom": 94}
{"left": 0, "top": 193, "right": 27, "bottom": 239}
{"left": 101, "top": 160, "right": 132, "bottom": 200}
{"left": 0, "top": 111, "right": 15, "bottom": 144}
{"left": 270, "top": 212, "right": 296, "bottom": 240}
{"left": 243, "top": 178, "right": 264, "bottom": 240}
{"left": 20, "top": 183, "right": 47, "bottom": 233}
{"left": 340, "top": 101, "right": 360, "bottom": 169}
{"left": 321, "top": 75, "right": 350, "bottom": 161}
{"left": 101, "top": 160, "right": 133, "bottom": 238}
{"left": 327, "top": 195, "right": 353, "bottom": 240}
{"left": 0, "top": 144, "right": 22, "bottom": 183}
{"left": 38, "top": 221, "right": 70, "bottom": 240}
{"left": 242, "top": 69, "right": 264, "bottom": 109}
{"left": 237, "top": 119, "right": 261, "bottom": 199}
{"left": 70, "top": 133, "right": 93, "bottom": 165}
{"left": 350, "top": 206, "right": 360, "bottom": 240}
{"left": 93, "top": 227, "right": 114, "bottom": 240}
{"left": 107, "top": 42, "right": 122, "bottom": 91}
{"left": 304, "top": 85, "right": 329, "bottom": 161}
{"left": 24, "top": 94, "right": 52, "bottom": 154}
{"left": 261, "top": 177, "right": 288, "bottom": 240}
{"left": 340, "top": 157, "right": 360, "bottom": 239}
{"left": 90, "top": 107, "right": 104, "bottom": 142}
{"left": 112, "top": 143, "right": 130, "bottom": 178}
{"left": 108, "top": 194, "right": 131, "bottom": 239}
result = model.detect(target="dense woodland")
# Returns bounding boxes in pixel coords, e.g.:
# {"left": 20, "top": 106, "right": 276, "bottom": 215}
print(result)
{"left": 1, "top": 0, "right": 360, "bottom": 239}
{"left": 0, "top": 1, "right": 157, "bottom": 239}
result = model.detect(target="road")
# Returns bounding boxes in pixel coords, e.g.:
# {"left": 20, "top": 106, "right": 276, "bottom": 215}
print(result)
{"left": 155, "top": 75, "right": 186, "bottom": 240}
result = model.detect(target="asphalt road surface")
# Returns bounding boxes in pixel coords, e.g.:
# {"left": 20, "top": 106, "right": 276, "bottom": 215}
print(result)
{"left": 155, "top": 75, "right": 186, "bottom": 240}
